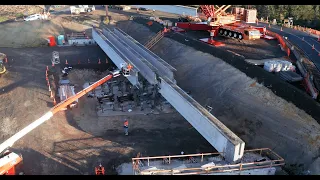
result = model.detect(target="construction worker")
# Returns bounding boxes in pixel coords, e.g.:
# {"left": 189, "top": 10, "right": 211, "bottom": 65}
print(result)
{"left": 124, "top": 119, "right": 129, "bottom": 136}
{"left": 95, "top": 164, "right": 105, "bottom": 175}
{"left": 127, "top": 63, "right": 133, "bottom": 71}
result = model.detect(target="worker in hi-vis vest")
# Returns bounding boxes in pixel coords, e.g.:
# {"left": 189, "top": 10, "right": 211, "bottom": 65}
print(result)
{"left": 124, "top": 119, "right": 129, "bottom": 136}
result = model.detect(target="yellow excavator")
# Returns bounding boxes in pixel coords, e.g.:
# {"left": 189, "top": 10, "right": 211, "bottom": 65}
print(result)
{"left": 0, "top": 53, "right": 7, "bottom": 75}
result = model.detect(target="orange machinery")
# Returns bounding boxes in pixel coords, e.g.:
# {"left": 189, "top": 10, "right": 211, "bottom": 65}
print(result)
{"left": 0, "top": 67, "right": 126, "bottom": 175}
{"left": 176, "top": 5, "right": 261, "bottom": 41}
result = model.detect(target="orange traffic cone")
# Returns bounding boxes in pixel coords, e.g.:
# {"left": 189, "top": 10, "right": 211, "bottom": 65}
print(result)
{"left": 106, "top": 58, "right": 108, "bottom": 64}
{"left": 88, "top": 59, "right": 90, "bottom": 63}
{"left": 98, "top": 59, "right": 101, "bottom": 64}
{"left": 312, "top": 44, "right": 315, "bottom": 50}
{"left": 78, "top": 60, "right": 80, "bottom": 64}
{"left": 65, "top": 59, "right": 68, "bottom": 65}
{"left": 53, "top": 98, "right": 57, "bottom": 105}
{"left": 163, "top": 27, "right": 168, "bottom": 33}
{"left": 268, "top": 24, "right": 271, "bottom": 28}
{"left": 280, "top": 27, "right": 283, "bottom": 31}
{"left": 50, "top": 90, "right": 54, "bottom": 99}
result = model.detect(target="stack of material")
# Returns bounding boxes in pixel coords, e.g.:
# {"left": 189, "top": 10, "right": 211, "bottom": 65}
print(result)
{"left": 277, "top": 71, "right": 303, "bottom": 82}
{"left": 244, "top": 9, "right": 257, "bottom": 23}
{"left": 263, "top": 60, "right": 295, "bottom": 72}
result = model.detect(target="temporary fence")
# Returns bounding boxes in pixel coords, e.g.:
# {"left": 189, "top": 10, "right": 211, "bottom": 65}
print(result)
{"left": 265, "top": 30, "right": 290, "bottom": 57}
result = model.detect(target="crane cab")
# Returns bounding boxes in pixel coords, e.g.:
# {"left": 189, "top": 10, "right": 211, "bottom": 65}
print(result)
{"left": 243, "top": 28, "right": 261, "bottom": 40}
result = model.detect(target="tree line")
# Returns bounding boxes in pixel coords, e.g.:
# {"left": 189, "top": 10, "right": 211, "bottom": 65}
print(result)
{"left": 238, "top": 5, "right": 320, "bottom": 30}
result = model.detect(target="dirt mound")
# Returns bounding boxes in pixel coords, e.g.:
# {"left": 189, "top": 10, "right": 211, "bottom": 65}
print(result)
{"left": 0, "top": 20, "right": 64, "bottom": 48}
{"left": 0, "top": 5, "right": 43, "bottom": 17}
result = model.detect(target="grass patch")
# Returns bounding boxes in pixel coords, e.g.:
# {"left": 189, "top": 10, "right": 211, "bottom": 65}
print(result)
{"left": 15, "top": 13, "right": 24, "bottom": 18}
{"left": 0, "top": 16, "right": 8, "bottom": 23}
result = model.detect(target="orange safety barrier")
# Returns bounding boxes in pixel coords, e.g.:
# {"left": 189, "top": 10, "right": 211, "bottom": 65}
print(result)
{"left": 266, "top": 30, "right": 290, "bottom": 57}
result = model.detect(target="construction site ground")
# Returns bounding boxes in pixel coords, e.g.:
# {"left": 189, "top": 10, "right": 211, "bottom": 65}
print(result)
{"left": 0, "top": 6, "right": 319, "bottom": 175}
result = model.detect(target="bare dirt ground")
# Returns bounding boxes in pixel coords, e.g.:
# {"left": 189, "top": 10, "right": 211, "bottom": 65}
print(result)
{"left": 0, "top": 46, "right": 213, "bottom": 175}
{"left": 115, "top": 18, "right": 320, "bottom": 174}
{"left": 0, "top": 7, "right": 319, "bottom": 175}
{"left": 0, "top": 5, "right": 43, "bottom": 19}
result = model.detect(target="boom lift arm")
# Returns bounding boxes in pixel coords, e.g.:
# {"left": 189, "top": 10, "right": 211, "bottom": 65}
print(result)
{"left": 0, "top": 70, "right": 121, "bottom": 154}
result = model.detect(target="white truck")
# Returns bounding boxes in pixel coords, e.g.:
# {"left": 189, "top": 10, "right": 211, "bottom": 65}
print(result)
{"left": 70, "top": 5, "right": 95, "bottom": 14}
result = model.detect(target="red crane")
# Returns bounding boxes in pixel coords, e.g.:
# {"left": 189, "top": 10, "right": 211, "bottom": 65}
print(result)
{"left": 176, "top": 5, "right": 261, "bottom": 43}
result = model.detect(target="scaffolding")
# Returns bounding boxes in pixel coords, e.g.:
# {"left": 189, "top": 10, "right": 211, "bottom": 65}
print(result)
{"left": 131, "top": 148, "right": 284, "bottom": 175}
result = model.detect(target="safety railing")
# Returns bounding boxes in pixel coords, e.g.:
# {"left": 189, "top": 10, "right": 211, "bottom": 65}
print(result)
{"left": 144, "top": 30, "right": 165, "bottom": 50}
{"left": 132, "top": 148, "right": 284, "bottom": 175}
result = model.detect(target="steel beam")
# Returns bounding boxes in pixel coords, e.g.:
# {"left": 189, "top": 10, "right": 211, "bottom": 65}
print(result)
{"left": 159, "top": 77, "right": 245, "bottom": 162}
{"left": 92, "top": 28, "right": 139, "bottom": 85}
{"left": 114, "top": 28, "right": 177, "bottom": 84}
{"left": 132, "top": 5, "right": 198, "bottom": 17}
{"left": 102, "top": 28, "right": 158, "bottom": 85}
{"left": 93, "top": 27, "right": 245, "bottom": 162}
